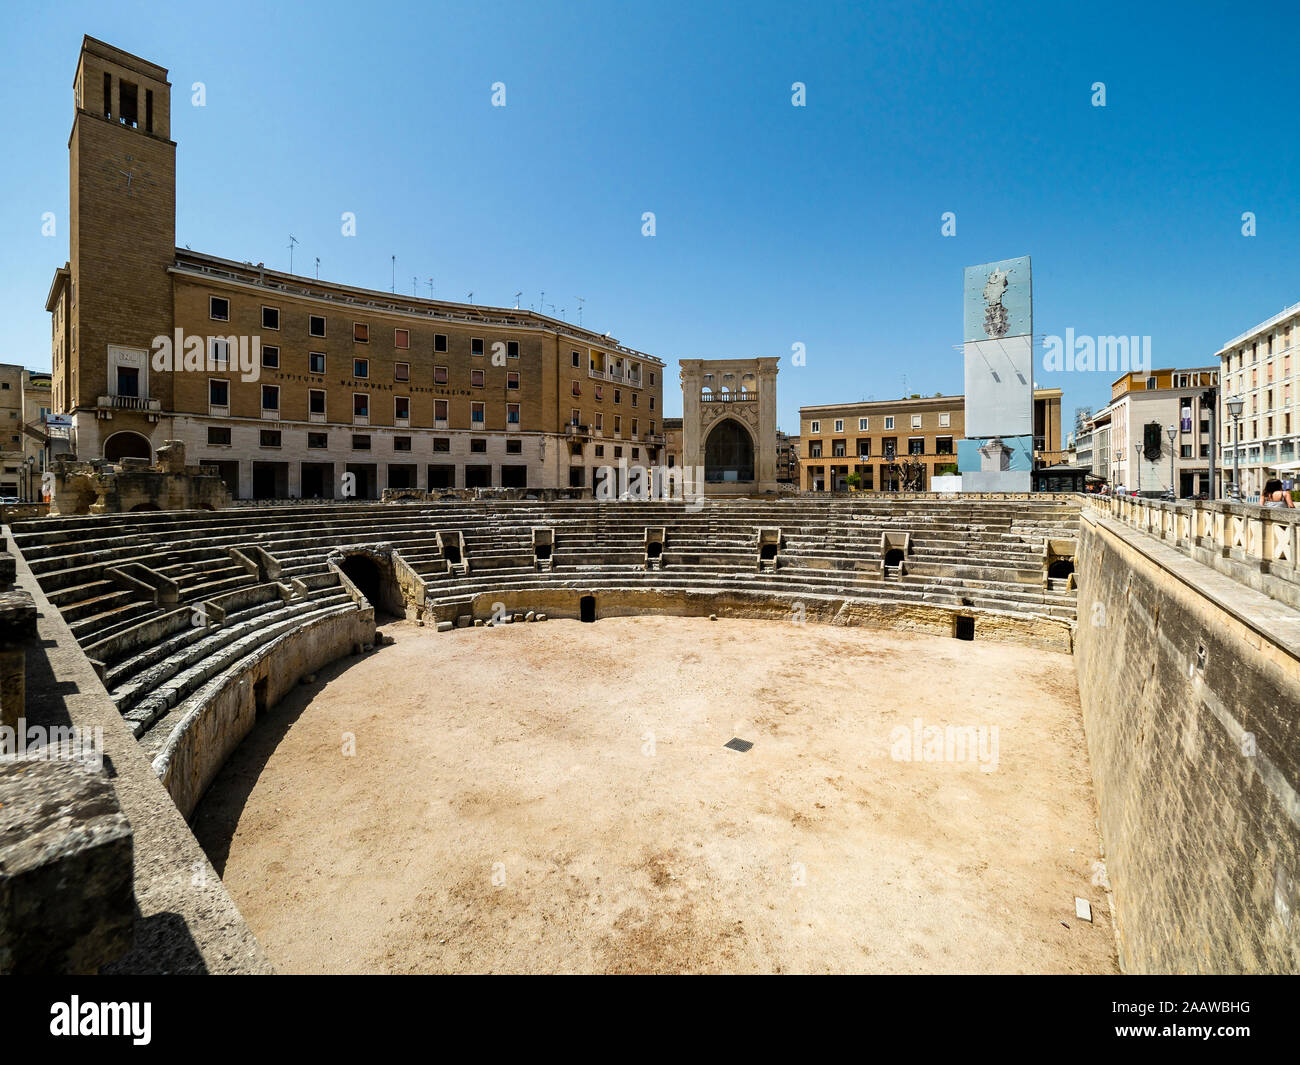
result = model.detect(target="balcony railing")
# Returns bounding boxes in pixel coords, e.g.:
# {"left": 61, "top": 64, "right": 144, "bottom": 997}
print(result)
{"left": 98, "top": 394, "right": 161, "bottom": 412}
{"left": 702, "top": 390, "right": 756, "bottom": 403}
{"left": 588, "top": 368, "right": 606, "bottom": 380}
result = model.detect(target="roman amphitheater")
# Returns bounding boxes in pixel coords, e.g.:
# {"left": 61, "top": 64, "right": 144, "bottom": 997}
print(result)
{"left": 1, "top": 490, "right": 1297, "bottom": 974}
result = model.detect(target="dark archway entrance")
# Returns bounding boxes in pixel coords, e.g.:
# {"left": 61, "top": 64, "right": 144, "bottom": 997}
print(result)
{"left": 104, "top": 431, "right": 151, "bottom": 463}
{"left": 705, "top": 419, "right": 754, "bottom": 483}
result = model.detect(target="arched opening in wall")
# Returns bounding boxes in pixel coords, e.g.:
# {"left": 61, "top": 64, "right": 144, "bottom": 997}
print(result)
{"left": 580, "top": 595, "right": 596, "bottom": 623}
{"left": 1047, "top": 559, "right": 1075, "bottom": 582}
{"left": 339, "top": 554, "right": 402, "bottom": 620}
{"left": 705, "top": 419, "right": 754, "bottom": 483}
{"left": 129, "top": 502, "right": 161, "bottom": 512}
{"left": 104, "top": 431, "right": 152, "bottom": 463}
{"left": 884, "top": 548, "right": 905, "bottom": 569}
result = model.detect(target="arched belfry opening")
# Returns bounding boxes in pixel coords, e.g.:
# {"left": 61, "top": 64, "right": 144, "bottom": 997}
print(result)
{"left": 705, "top": 419, "right": 755, "bottom": 483}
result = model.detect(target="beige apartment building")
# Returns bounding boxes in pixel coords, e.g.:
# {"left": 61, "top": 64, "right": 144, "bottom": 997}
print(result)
{"left": 0, "top": 364, "right": 23, "bottom": 498}
{"left": 46, "top": 37, "right": 664, "bottom": 500}
{"left": 1095, "top": 367, "right": 1219, "bottom": 497}
{"left": 1215, "top": 302, "right": 1300, "bottom": 501}
{"left": 799, "top": 389, "right": 1062, "bottom": 492}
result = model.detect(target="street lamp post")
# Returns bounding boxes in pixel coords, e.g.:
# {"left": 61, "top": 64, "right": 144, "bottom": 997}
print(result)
{"left": 1134, "top": 444, "right": 1142, "bottom": 496}
{"left": 1166, "top": 424, "right": 1176, "bottom": 500}
{"left": 1226, "top": 396, "right": 1244, "bottom": 502}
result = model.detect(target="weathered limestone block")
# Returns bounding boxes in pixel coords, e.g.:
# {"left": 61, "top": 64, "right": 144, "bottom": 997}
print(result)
{"left": 0, "top": 759, "right": 135, "bottom": 974}
{"left": 0, "top": 588, "right": 37, "bottom": 734}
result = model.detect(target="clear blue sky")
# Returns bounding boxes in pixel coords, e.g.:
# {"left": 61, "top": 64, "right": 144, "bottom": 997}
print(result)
{"left": 4, "top": 0, "right": 1298, "bottom": 434}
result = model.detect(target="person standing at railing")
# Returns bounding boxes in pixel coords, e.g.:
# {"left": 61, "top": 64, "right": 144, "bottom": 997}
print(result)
{"left": 1262, "top": 479, "right": 1295, "bottom": 509}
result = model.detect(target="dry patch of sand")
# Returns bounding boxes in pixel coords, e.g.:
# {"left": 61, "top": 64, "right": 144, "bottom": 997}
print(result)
{"left": 192, "top": 617, "right": 1117, "bottom": 974}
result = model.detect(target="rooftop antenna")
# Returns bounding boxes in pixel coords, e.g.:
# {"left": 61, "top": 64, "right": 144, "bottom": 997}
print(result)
{"left": 427, "top": 278, "right": 434, "bottom": 299}
{"left": 314, "top": 256, "right": 320, "bottom": 279}
{"left": 412, "top": 275, "right": 417, "bottom": 297}
{"left": 287, "top": 234, "right": 299, "bottom": 274}
{"left": 513, "top": 291, "right": 522, "bottom": 309}
{"left": 467, "top": 291, "right": 474, "bottom": 304}
{"left": 390, "top": 255, "right": 396, "bottom": 294}
{"left": 540, "top": 290, "right": 545, "bottom": 314}
{"left": 575, "top": 296, "right": 585, "bottom": 326}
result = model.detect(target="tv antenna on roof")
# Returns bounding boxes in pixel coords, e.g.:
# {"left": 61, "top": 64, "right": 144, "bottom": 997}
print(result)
{"left": 427, "top": 278, "right": 434, "bottom": 299}
{"left": 390, "top": 255, "right": 396, "bottom": 294}
{"left": 575, "top": 296, "right": 585, "bottom": 326}
{"left": 314, "top": 256, "right": 320, "bottom": 279}
{"left": 287, "top": 234, "right": 299, "bottom": 274}
{"left": 513, "top": 291, "right": 522, "bottom": 309}
{"left": 412, "top": 275, "right": 417, "bottom": 297}
{"left": 467, "top": 291, "right": 474, "bottom": 304}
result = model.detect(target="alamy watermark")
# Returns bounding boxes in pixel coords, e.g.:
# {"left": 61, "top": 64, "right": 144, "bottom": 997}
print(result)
{"left": 890, "top": 717, "right": 999, "bottom": 772}
{"left": 594, "top": 460, "right": 706, "bottom": 511}
{"left": 151, "top": 329, "right": 263, "bottom": 382}
{"left": 0, "top": 718, "right": 104, "bottom": 770}
{"left": 1042, "top": 329, "right": 1151, "bottom": 375}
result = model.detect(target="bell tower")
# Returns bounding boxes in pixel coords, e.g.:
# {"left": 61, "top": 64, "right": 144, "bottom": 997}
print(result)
{"left": 67, "top": 36, "right": 176, "bottom": 420}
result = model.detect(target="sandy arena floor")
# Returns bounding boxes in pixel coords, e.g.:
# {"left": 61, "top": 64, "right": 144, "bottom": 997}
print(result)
{"left": 192, "top": 616, "right": 1118, "bottom": 974}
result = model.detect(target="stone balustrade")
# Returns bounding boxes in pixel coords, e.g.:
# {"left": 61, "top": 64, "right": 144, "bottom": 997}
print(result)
{"left": 1087, "top": 494, "right": 1299, "bottom": 608}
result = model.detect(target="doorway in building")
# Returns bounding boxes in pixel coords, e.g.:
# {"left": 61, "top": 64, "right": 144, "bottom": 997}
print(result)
{"left": 579, "top": 595, "right": 596, "bottom": 623}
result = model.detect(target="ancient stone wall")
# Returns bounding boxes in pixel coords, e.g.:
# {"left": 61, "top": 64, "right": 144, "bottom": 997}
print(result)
{"left": 1075, "top": 512, "right": 1300, "bottom": 973}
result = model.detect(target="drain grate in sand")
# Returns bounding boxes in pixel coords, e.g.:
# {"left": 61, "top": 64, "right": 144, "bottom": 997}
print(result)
{"left": 724, "top": 737, "right": 753, "bottom": 752}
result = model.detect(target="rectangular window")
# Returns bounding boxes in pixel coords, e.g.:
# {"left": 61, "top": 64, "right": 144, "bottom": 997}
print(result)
{"left": 434, "top": 365, "right": 448, "bottom": 384}
{"left": 209, "top": 379, "right": 229, "bottom": 406}
{"left": 261, "top": 345, "right": 279, "bottom": 369}
{"left": 471, "top": 337, "right": 484, "bottom": 357}
{"left": 261, "top": 384, "right": 279, "bottom": 411}
{"left": 595, "top": 413, "right": 604, "bottom": 432}
{"left": 507, "top": 371, "right": 520, "bottom": 390}
{"left": 354, "top": 322, "right": 369, "bottom": 343}
{"left": 207, "top": 426, "right": 231, "bottom": 446}
{"left": 911, "top": 414, "right": 923, "bottom": 429}
{"left": 507, "top": 402, "right": 520, "bottom": 425}
{"left": 614, "top": 416, "right": 622, "bottom": 435}
{"left": 433, "top": 437, "right": 450, "bottom": 452}
{"left": 834, "top": 419, "right": 844, "bottom": 432}
{"left": 434, "top": 333, "right": 448, "bottom": 352}
{"left": 939, "top": 412, "right": 950, "bottom": 427}
{"left": 570, "top": 408, "right": 580, "bottom": 426}
{"left": 119, "top": 80, "right": 138, "bottom": 126}
{"left": 261, "top": 306, "right": 280, "bottom": 330}
{"left": 810, "top": 421, "right": 820, "bottom": 433}
{"left": 471, "top": 369, "right": 485, "bottom": 387}
{"left": 394, "top": 328, "right": 410, "bottom": 349}
{"left": 506, "top": 439, "right": 522, "bottom": 455}
{"left": 470, "top": 438, "right": 487, "bottom": 453}
{"left": 434, "top": 399, "right": 448, "bottom": 424}
{"left": 354, "top": 394, "right": 369, "bottom": 417}
{"left": 908, "top": 438, "right": 925, "bottom": 455}
{"left": 210, "top": 338, "right": 230, "bottom": 369}
{"left": 571, "top": 350, "right": 580, "bottom": 367}
{"left": 471, "top": 401, "right": 485, "bottom": 424}
{"left": 395, "top": 396, "right": 410, "bottom": 420}
{"left": 649, "top": 396, "right": 655, "bottom": 410}
{"left": 394, "top": 436, "right": 412, "bottom": 452}
{"left": 614, "top": 390, "right": 621, "bottom": 404}
{"left": 507, "top": 341, "right": 520, "bottom": 359}
{"left": 352, "top": 434, "right": 371, "bottom": 450}
{"left": 395, "top": 362, "right": 410, "bottom": 382}
{"left": 309, "top": 389, "right": 326, "bottom": 414}
{"left": 571, "top": 381, "right": 582, "bottom": 397}
{"left": 859, "top": 417, "right": 869, "bottom": 431}
{"left": 307, "top": 432, "right": 328, "bottom": 449}
{"left": 884, "top": 416, "right": 895, "bottom": 430}
{"left": 210, "top": 296, "right": 229, "bottom": 321}
{"left": 309, "top": 352, "right": 326, "bottom": 375}
{"left": 632, "top": 393, "right": 638, "bottom": 407}
{"left": 310, "top": 314, "right": 327, "bottom": 337}
{"left": 260, "top": 430, "right": 281, "bottom": 448}
{"left": 354, "top": 359, "right": 369, "bottom": 379}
